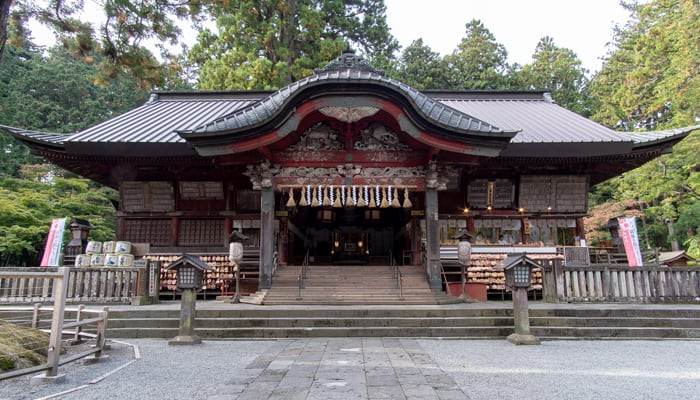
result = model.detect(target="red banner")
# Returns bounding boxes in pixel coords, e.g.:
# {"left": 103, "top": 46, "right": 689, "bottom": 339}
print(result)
{"left": 617, "top": 217, "right": 643, "bottom": 267}
{"left": 40, "top": 218, "right": 67, "bottom": 267}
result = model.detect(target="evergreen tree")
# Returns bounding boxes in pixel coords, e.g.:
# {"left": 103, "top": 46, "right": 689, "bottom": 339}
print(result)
{"left": 518, "top": 36, "right": 592, "bottom": 116}
{"left": 189, "top": 0, "right": 399, "bottom": 90}
{"left": 443, "top": 19, "right": 511, "bottom": 90}
{"left": 392, "top": 38, "right": 449, "bottom": 89}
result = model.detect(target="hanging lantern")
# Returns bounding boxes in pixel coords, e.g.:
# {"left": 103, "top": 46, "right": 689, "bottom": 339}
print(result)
{"left": 333, "top": 187, "right": 342, "bottom": 208}
{"left": 391, "top": 187, "right": 401, "bottom": 208}
{"left": 402, "top": 188, "right": 412, "bottom": 208}
{"left": 358, "top": 186, "right": 368, "bottom": 207}
{"left": 286, "top": 188, "right": 296, "bottom": 207}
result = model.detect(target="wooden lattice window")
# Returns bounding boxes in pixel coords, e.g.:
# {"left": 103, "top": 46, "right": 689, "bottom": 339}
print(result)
{"left": 178, "top": 219, "right": 225, "bottom": 246}
{"left": 122, "top": 219, "right": 171, "bottom": 246}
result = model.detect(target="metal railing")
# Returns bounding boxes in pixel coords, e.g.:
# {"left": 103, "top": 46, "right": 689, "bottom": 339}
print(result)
{"left": 0, "top": 267, "right": 109, "bottom": 381}
{"left": 390, "top": 251, "right": 403, "bottom": 299}
{"left": 297, "top": 250, "right": 310, "bottom": 298}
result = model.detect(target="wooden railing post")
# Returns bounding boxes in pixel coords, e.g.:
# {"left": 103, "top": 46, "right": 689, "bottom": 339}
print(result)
{"left": 45, "top": 267, "right": 69, "bottom": 380}
{"left": 553, "top": 259, "right": 565, "bottom": 302}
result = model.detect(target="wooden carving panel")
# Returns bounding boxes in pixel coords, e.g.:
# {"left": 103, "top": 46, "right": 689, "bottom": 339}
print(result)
{"left": 179, "top": 181, "right": 224, "bottom": 200}
{"left": 178, "top": 219, "right": 225, "bottom": 246}
{"left": 554, "top": 176, "right": 588, "bottom": 212}
{"left": 122, "top": 219, "right": 171, "bottom": 246}
{"left": 121, "top": 182, "right": 174, "bottom": 212}
{"left": 492, "top": 179, "right": 514, "bottom": 208}
{"left": 121, "top": 182, "right": 147, "bottom": 211}
{"left": 467, "top": 179, "right": 489, "bottom": 208}
{"left": 518, "top": 176, "right": 552, "bottom": 212}
{"left": 518, "top": 175, "right": 588, "bottom": 213}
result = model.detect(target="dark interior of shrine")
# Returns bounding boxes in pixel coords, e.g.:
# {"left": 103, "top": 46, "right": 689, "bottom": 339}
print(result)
{"left": 287, "top": 206, "right": 413, "bottom": 265}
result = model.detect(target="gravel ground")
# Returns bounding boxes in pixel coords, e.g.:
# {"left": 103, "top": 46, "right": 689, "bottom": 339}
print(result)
{"left": 2, "top": 338, "right": 700, "bottom": 400}
{"left": 420, "top": 339, "right": 700, "bottom": 400}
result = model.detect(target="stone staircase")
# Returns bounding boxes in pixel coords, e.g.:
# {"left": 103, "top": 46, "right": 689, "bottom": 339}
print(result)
{"left": 2, "top": 304, "right": 700, "bottom": 340}
{"left": 260, "top": 264, "right": 458, "bottom": 305}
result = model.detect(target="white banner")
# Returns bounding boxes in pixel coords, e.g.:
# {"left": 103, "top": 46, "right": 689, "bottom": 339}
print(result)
{"left": 617, "top": 217, "right": 643, "bottom": 267}
{"left": 40, "top": 217, "right": 67, "bottom": 267}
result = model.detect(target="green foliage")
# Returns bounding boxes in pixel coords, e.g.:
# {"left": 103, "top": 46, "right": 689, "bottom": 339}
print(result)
{"left": 189, "top": 0, "right": 399, "bottom": 90}
{"left": 590, "top": 0, "right": 699, "bottom": 130}
{"left": 585, "top": 0, "right": 700, "bottom": 255}
{"left": 0, "top": 44, "right": 150, "bottom": 133}
{"left": 3, "top": 0, "right": 204, "bottom": 86}
{"left": 0, "top": 174, "right": 117, "bottom": 266}
{"left": 516, "top": 36, "right": 593, "bottom": 116}
{"left": 391, "top": 39, "right": 450, "bottom": 89}
{"left": 443, "top": 20, "right": 511, "bottom": 90}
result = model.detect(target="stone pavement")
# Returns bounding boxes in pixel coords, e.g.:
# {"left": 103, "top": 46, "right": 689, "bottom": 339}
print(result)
{"left": 228, "top": 338, "right": 464, "bottom": 400}
{"left": 4, "top": 336, "right": 700, "bottom": 400}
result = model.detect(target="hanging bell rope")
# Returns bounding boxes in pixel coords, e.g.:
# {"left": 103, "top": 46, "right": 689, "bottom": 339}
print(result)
{"left": 402, "top": 188, "right": 412, "bottom": 208}
{"left": 311, "top": 187, "right": 320, "bottom": 207}
{"left": 322, "top": 185, "right": 331, "bottom": 206}
{"left": 286, "top": 188, "right": 296, "bottom": 207}
{"left": 333, "top": 187, "right": 342, "bottom": 208}
{"left": 380, "top": 186, "right": 389, "bottom": 208}
{"left": 391, "top": 186, "right": 401, "bottom": 208}
{"left": 299, "top": 186, "right": 309, "bottom": 206}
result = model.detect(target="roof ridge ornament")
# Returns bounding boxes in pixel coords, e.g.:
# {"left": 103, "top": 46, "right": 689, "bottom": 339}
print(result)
{"left": 314, "top": 48, "right": 385, "bottom": 76}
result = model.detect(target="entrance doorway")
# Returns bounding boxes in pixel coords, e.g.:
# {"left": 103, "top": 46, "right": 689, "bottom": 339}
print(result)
{"left": 286, "top": 206, "right": 413, "bottom": 265}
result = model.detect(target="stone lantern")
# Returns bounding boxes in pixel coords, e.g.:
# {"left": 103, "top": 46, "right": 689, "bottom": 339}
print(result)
{"left": 63, "top": 218, "right": 91, "bottom": 265}
{"left": 228, "top": 230, "right": 249, "bottom": 303}
{"left": 452, "top": 230, "right": 473, "bottom": 301}
{"left": 501, "top": 253, "right": 541, "bottom": 345}
{"left": 166, "top": 254, "right": 212, "bottom": 345}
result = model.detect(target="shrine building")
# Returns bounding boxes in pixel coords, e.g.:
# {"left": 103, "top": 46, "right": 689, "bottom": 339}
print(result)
{"left": 5, "top": 51, "right": 696, "bottom": 297}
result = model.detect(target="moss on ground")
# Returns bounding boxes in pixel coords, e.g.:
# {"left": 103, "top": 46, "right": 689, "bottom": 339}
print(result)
{"left": 0, "top": 321, "right": 49, "bottom": 371}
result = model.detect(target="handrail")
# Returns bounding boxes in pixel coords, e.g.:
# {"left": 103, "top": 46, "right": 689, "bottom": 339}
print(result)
{"left": 440, "top": 262, "right": 450, "bottom": 294}
{"left": 389, "top": 251, "right": 403, "bottom": 299}
{"left": 298, "top": 249, "right": 310, "bottom": 298}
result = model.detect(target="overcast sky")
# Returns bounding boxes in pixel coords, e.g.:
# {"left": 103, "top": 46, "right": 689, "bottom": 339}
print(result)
{"left": 384, "top": 0, "right": 631, "bottom": 73}
{"left": 28, "top": 0, "right": 631, "bottom": 75}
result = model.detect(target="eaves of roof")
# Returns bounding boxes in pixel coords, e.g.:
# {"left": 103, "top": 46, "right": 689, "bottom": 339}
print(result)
{"left": 178, "top": 69, "right": 518, "bottom": 145}
{"left": 1, "top": 125, "right": 69, "bottom": 150}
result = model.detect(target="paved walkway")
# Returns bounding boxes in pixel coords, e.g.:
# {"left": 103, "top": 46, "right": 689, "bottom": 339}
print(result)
{"left": 3, "top": 336, "right": 700, "bottom": 400}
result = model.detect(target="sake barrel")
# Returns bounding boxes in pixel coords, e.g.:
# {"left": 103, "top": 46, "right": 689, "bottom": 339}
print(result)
{"left": 89, "top": 253, "right": 105, "bottom": 267}
{"left": 115, "top": 241, "right": 132, "bottom": 254}
{"left": 117, "top": 254, "right": 134, "bottom": 268}
{"left": 74, "top": 254, "right": 90, "bottom": 267}
{"left": 102, "top": 241, "right": 116, "bottom": 254}
{"left": 104, "top": 253, "right": 119, "bottom": 267}
{"left": 85, "top": 241, "right": 102, "bottom": 254}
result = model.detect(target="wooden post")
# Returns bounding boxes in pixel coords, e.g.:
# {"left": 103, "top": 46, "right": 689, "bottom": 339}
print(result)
{"left": 553, "top": 259, "right": 565, "bottom": 302}
{"left": 425, "top": 188, "right": 441, "bottom": 291}
{"left": 259, "top": 186, "right": 275, "bottom": 289}
{"left": 45, "top": 267, "right": 69, "bottom": 381}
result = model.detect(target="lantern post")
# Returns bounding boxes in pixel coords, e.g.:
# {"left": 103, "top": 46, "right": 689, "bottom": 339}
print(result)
{"left": 453, "top": 230, "right": 473, "bottom": 301}
{"left": 228, "top": 230, "right": 248, "bottom": 303}
{"left": 502, "top": 253, "right": 541, "bottom": 345}
{"left": 166, "top": 254, "right": 212, "bottom": 345}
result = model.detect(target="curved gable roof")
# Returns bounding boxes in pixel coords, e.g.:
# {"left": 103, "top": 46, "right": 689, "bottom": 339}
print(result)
{"left": 178, "top": 51, "right": 518, "bottom": 148}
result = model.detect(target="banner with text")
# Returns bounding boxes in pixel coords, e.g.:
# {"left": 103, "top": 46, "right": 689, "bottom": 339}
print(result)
{"left": 40, "top": 217, "right": 67, "bottom": 267}
{"left": 617, "top": 216, "right": 643, "bottom": 267}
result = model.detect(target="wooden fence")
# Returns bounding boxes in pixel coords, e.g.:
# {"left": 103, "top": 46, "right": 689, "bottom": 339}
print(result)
{"left": 542, "top": 259, "right": 700, "bottom": 303}
{"left": 0, "top": 267, "right": 109, "bottom": 381}
{"left": 0, "top": 264, "right": 148, "bottom": 303}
